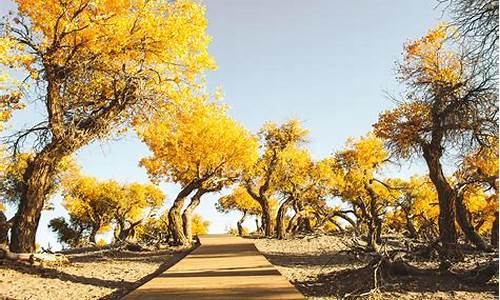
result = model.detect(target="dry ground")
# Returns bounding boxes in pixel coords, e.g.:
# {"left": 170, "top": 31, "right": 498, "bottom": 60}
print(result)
{"left": 0, "top": 246, "right": 190, "bottom": 300}
{"left": 253, "top": 234, "right": 499, "bottom": 300}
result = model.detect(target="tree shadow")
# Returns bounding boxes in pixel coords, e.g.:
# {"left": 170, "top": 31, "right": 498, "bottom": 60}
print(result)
{"left": 0, "top": 260, "right": 132, "bottom": 289}
{"left": 0, "top": 246, "right": 194, "bottom": 300}
{"left": 69, "top": 247, "right": 187, "bottom": 264}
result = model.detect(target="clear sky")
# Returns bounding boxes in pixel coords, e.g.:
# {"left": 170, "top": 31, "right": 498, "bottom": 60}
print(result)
{"left": 1, "top": 1, "right": 445, "bottom": 249}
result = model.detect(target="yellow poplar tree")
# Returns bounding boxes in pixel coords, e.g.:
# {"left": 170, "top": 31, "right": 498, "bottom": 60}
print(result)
{"left": 335, "top": 133, "right": 399, "bottom": 252}
{"left": 138, "top": 98, "right": 258, "bottom": 245}
{"left": 113, "top": 183, "right": 165, "bottom": 242}
{"left": 216, "top": 185, "right": 262, "bottom": 236}
{"left": 386, "top": 176, "right": 439, "bottom": 238}
{"left": 243, "top": 119, "right": 309, "bottom": 237}
{"left": 374, "top": 24, "right": 498, "bottom": 257}
{"left": 273, "top": 148, "right": 342, "bottom": 239}
{"left": 1, "top": 0, "right": 215, "bottom": 252}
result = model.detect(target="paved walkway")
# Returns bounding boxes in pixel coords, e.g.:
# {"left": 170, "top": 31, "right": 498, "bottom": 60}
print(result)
{"left": 122, "top": 234, "right": 304, "bottom": 299}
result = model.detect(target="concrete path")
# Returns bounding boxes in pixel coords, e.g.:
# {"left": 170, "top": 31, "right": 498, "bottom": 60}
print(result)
{"left": 121, "top": 234, "right": 304, "bottom": 299}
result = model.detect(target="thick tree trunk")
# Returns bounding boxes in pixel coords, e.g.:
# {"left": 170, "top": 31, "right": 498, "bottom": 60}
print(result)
{"left": 89, "top": 226, "right": 99, "bottom": 244}
{"left": 365, "top": 182, "right": 382, "bottom": 252}
{"left": 237, "top": 211, "right": 247, "bottom": 236}
{"left": 259, "top": 197, "right": 273, "bottom": 237}
{"left": 491, "top": 212, "right": 499, "bottom": 248}
{"left": 245, "top": 185, "right": 273, "bottom": 237}
{"left": 423, "top": 145, "right": 462, "bottom": 260}
{"left": 182, "top": 189, "right": 204, "bottom": 243}
{"left": 0, "top": 211, "right": 8, "bottom": 245}
{"left": 276, "top": 198, "right": 293, "bottom": 239}
{"left": 455, "top": 194, "right": 491, "bottom": 251}
{"left": 169, "top": 182, "right": 198, "bottom": 245}
{"left": 287, "top": 210, "right": 301, "bottom": 233}
{"left": 10, "top": 147, "right": 65, "bottom": 253}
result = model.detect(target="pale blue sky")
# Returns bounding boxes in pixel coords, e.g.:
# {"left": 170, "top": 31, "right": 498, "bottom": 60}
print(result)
{"left": 1, "top": 1, "right": 444, "bottom": 249}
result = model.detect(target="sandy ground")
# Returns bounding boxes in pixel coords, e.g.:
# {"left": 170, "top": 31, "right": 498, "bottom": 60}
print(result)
{"left": 0, "top": 246, "right": 190, "bottom": 300}
{"left": 253, "top": 234, "right": 499, "bottom": 300}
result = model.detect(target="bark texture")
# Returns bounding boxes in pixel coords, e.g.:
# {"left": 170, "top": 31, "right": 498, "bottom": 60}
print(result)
{"left": 276, "top": 198, "right": 292, "bottom": 239}
{"left": 182, "top": 189, "right": 204, "bottom": 243}
{"left": 237, "top": 211, "right": 247, "bottom": 236}
{"left": 10, "top": 145, "right": 67, "bottom": 252}
{"left": 423, "top": 144, "right": 462, "bottom": 260}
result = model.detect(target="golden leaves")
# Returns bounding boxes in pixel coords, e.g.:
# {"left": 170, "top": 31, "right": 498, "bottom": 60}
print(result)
{"left": 373, "top": 102, "right": 431, "bottom": 159}
{"left": 402, "top": 23, "right": 461, "bottom": 85}
{"left": 63, "top": 174, "right": 165, "bottom": 229}
{"left": 217, "top": 185, "right": 262, "bottom": 215}
{"left": 4, "top": 0, "right": 216, "bottom": 140}
{"left": 138, "top": 95, "right": 258, "bottom": 188}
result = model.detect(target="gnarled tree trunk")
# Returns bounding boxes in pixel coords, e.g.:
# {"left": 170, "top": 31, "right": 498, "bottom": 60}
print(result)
{"left": 237, "top": 211, "right": 247, "bottom": 236}
{"left": 182, "top": 189, "right": 204, "bottom": 243}
{"left": 169, "top": 182, "right": 198, "bottom": 245}
{"left": 455, "top": 193, "right": 490, "bottom": 251}
{"left": 89, "top": 225, "right": 99, "bottom": 244}
{"left": 405, "top": 215, "right": 419, "bottom": 239}
{"left": 0, "top": 211, "right": 9, "bottom": 245}
{"left": 491, "top": 212, "right": 499, "bottom": 249}
{"left": 423, "top": 145, "right": 462, "bottom": 260}
{"left": 10, "top": 146, "right": 66, "bottom": 253}
{"left": 276, "top": 198, "right": 293, "bottom": 239}
{"left": 245, "top": 185, "right": 273, "bottom": 237}
{"left": 365, "top": 182, "right": 382, "bottom": 252}
{"left": 117, "top": 219, "right": 143, "bottom": 242}
{"left": 260, "top": 197, "right": 273, "bottom": 237}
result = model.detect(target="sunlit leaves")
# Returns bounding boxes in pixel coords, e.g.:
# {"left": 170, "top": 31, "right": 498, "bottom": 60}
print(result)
{"left": 217, "top": 185, "right": 262, "bottom": 216}
{"left": 138, "top": 96, "right": 258, "bottom": 190}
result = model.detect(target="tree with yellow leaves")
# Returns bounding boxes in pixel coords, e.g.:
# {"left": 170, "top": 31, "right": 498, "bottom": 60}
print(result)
{"left": 216, "top": 185, "right": 262, "bottom": 236}
{"left": 453, "top": 138, "right": 498, "bottom": 250}
{"left": 0, "top": 153, "right": 78, "bottom": 246}
{"left": 61, "top": 176, "right": 120, "bottom": 244}
{"left": 1, "top": 0, "right": 215, "bottom": 252}
{"left": 385, "top": 176, "right": 439, "bottom": 239}
{"left": 335, "top": 133, "right": 400, "bottom": 252}
{"left": 191, "top": 214, "right": 210, "bottom": 236}
{"left": 56, "top": 175, "right": 166, "bottom": 246}
{"left": 374, "top": 24, "right": 498, "bottom": 258}
{"left": 243, "top": 119, "right": 309, "bottom": 237}
{"left": 113, "top": 183, "right": 165, "bottom": 242}
{"left": 273, "top": 148, "right": 342, "bottom": 239}
{"left": 138, "top": 98, "right": 257, "bottom": 245}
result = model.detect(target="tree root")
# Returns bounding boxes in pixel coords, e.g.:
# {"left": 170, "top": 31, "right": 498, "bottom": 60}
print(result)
{"left": 341, "top": 256, "right": 498, "bottom": 299}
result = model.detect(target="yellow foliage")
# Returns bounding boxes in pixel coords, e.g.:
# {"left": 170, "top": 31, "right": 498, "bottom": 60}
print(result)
{"left": 462, "top": 185, "right": 498, "bottom": 234}
{"left": 336, "top": 133, "right": 389, "bottom": 201}
{"left": 404, "top": 23, "right": 461, "bottom": 85}
{"left": 138, "top": 97, "right": 258, "bottom": 189}
{"left": 63, "top": 174, "right": 166, "bottom": 236}
{"left": 374, "top": 102, "right": 432, "bottom": 159}
{"left": 373, "top": 24, "right": 468, "bottom": 159}
{"left": 217, "top": 185, "right": 262, "bottom": 215}
{"left": 191, "top": 213, "right": 210, "bottom": 235}
{"left": 96, "top": 239, "right": 107, "bottom": 248}
{"left": 2, "top": 0, "right": 216, "bottom": 144}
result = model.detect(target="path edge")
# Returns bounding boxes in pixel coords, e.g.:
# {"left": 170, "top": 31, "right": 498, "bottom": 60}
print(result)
{"left": 101, "top": 242, "right": 201, "bottom": 300}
